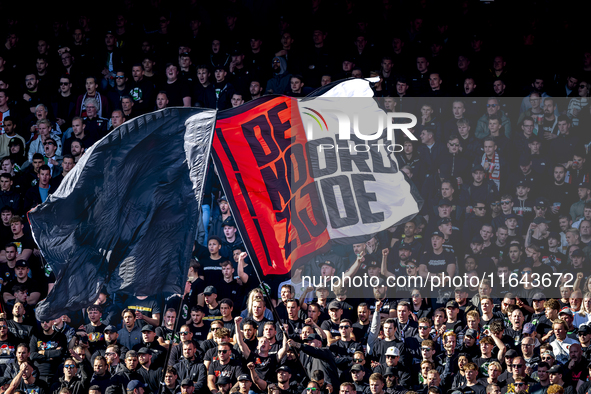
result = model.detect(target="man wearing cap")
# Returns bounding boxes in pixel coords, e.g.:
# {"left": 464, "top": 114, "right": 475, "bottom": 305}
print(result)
{"left": 548, "top": 365, "right": 574, "bottom": 394}
{"left": 137, "top": 348, "right": 161, "bottom": 392}
{"left": 210, "top": 196, "right": 232, "bottom": 239}
{"left": 286, "top": 333, "right": 340, "bottom": 389}
{"left": 2, "top": 259, "right": 41, "bottom": 306}
{"left": 127, "top": 380, "right": 145, "bottom": 394}
{"left": 321, "top": 301, "right": 344, "bottom": 344}
{"left": 220, "top": 216, "right": 243, "bottom": 260}
{"left": 132, "top": 325, "right": 166, "bottom": 369}
{"left": 235, "top": 374, "right": 254, "bottom": 394}
{"left": 348, "top": 363, "right": 370, "bottom": 393}
{"left": 178, "top": 378, "right": 194, "bottom": 394}
{"left": 577, "top": 325, "right": 591, "bottom": 361}
{"left": 248, "top": 365, "right": 298, "bottom": 394}
{"left": 202, "top": 285, "right": 223, "bottom": 322}
{"left": 367, "top": 301, "right": 408, "bottom": 367}
{"left": 418, "top": 230, "right": 456, "bottom": 279}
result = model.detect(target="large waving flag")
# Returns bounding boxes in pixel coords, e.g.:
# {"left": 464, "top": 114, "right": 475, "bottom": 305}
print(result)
{"left": 29, "top": 108, "right": 216, "bottom": 321}
{"left": 210, "top": 78, "right": 423, "bottom": 275}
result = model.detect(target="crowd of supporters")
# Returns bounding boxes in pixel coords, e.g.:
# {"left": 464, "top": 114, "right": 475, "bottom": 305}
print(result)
{"left": 1, "top": 2, "right": 591, "bottom": 394}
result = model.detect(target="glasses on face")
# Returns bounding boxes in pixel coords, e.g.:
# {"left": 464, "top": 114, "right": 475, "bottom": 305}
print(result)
{"left": 386, "top": 355, "right": 396, "bottom": 358}
{"left": 535, "top": 206, "right": 545, "bottom": 210}
{"left": 421, "top": 347, "right": 432, "bottom": 352}
{"left": 487, "top": 104, "right": 498, "bottom": 108}
{"left": 115, "top": 76, "right": 125, "bottom": 79}
{"left": 353, "top": 358, "right": 363, "bottom": 362}
{"left": 407, "top": 265, "right": 416, "bottom": 270}
{"left": 448, "top": 143, "right": 459, "bottom": 147}
{"left": 512, "top": 364, "right": 524, "bottom": 368}
{"left": 60, "top": 82, "right": 69, "bottom": 85}
{"left": 490, "top": 202, "right": 500, "bottom": 206}
{"left": 64, "top": 365, "right": 76, "bottom": 369}
{"left": 411, "top": 294, "right": 421, "bottom": 298}
{"left": 218, "top": 349, "right": 228, "bottom": 354}
{"left": 580, "top": 85, "right": 588, "bottom": 89}
{"left": 515, "top": 383, "right": 526, "bottom": 387}
{"left": 105, "top": 352, "right": 116, "bottom": 356}
{"left": 522, "top": 344, "right": 533, "bottom": 347}
{"left": 180, "top": 331, "right": 190, "bottom": 335}
{"left": 419, "top": 326, "right": 429, "bottom": 330}
{"left": 475, "top": 206, "right": 485, "bottom": 210}
{"left": 542, "top": 357, "right": 552, "bottom": 361}
{"left": 501, "top": 200, "right": 511, "bottom": 205}
{"left": 339, "top": 325, "right": 351, "bottom": 329}
{"left": 307, "top": 389, "right": 317, "bottom": 392}
{"left": 211, "top": 327, "right": 221, "bottom": 331}
{"left": 521, "top": 271, "right": 532, "bottom": 275}
{"left": 0, "top": 326, "right": 7, "bottom": 330}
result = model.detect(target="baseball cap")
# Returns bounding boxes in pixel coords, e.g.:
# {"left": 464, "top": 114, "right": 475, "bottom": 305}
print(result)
{"left": 472, "top": 164, "right": 484, "bottom": 172}
{"left": 548, "top": 365, "right": 562, "bottom": 374}
{"left": 141, "top": 324, "right": 155, "bottom": 332}
{"left": 15, "top": 260, "right": 28, "bottom": 268}
{"left": 276, "top": 366, "right": 292, "bottom": 374}
{"left": 532, "top": 293, "right": 546, "bottom": 301}
{"left": 470, "top": 235, "right": 484, "bottom": 244}
{"left": 218, "top": 195, "right": 228, "bottom": 203}
{"left": 465, "top": 329, "right": 477, "bottom": 338}
{"left": 572, "top": 249, "right": 585, "bottom": 257}
{"left": 351, "top": 364, "right": 363, "bottom": 371}
{"left": 319, "top": 260, "right": 334, "bottom": 268}
{"left": 384, "top": 367, "right": 396, "bottom": 377}
{"left": 505, "top": 349, "right": 518, "bottom": 358}
{"left": 104, "top": 325, "right": 117, "bottom": 333}
{"left": 217, "top": 376, "right": 231, "bottom": 385}
{"left": 541, "top": 350, "right": 555, "bottom": 358}
{"left": 127, "top": 381, "right": 145, "bottom": 390}
{"left": 437, "top": 217, "right": 452, "bottom": 226}
{"left": 222, "top": 216, "right": 236, "bottom": 228}
{"left": 204, "top": 286, "right": 217, "bottom": 295}
{"left": 533, "top": 217, "right": 551, "bottom": 224}
{"left": 559, "top": 307, "right": 574, "bottom": 316}
{"left": 534, "top": 197, "right": 548, "bottom": 207}
{"left": 137, "top": 347, "right": 152, "bottom": 355}
{"left": 505, "top": 213, "right": 517, "bottom": 220}
{"left": 579, "top": 182, "right": 591, "bottom": 190}
{"left": 446, "top": 300, "right": 459, "bottom": 309}
{"left": 238, "top": 374, "right": 251, "bottom": 381}
{"left": 180, "top": 379, "right": 193, "bottom": 387}
{"left": 579, "top": 325, "right": 591, "bottom": 335}
{"left": 431, "top": 231, "right": 445, "bottom": 239}
{"left": 399, "top": 243, "right": 412, "bottom": 251}
{"left": 328, "top": 301, "right": 342, "bottom": 310}
{"left": 516, "top": 180, "right": 529, "bottom": 187}
{"left": 529, "top": 135, "right": 541, "bottom": 143}
{"left": 522, "top": 323, "right": 535, "bottom": 334}
{"left": 305, "top": 333, "right": 322, "bottom": 342}
{"left": 438, "top": 199, "right": 452, "bottom": 207}
{"left": 214, "top": 64, "right": 227, "bottom": 72}
{"left": 385, "top": 346, "right": 400, "bottom": 356}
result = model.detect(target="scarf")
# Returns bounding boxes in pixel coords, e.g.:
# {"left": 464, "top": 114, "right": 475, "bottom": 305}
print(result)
{"left": 482, "top": 152, "right": 500, "bottom": 189}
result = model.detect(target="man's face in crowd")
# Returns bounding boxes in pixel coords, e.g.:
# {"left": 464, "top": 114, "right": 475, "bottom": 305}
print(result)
{"left": 86, "top": 103, "right": 97, "bottom": 118}
{"left": 487, "top": 99, "right": 499, "bottom": 115}
{"left": 215, "top": 69, "right": 227, "bottom": 83}
{"left": 544, "top": 100, "right": 556, "bottom": 115}
{"left": 464, "top": 78, "right": 476, "bottom": 94}
{"left": 416, "top": 57, "right": 428, "bottom": 73}
{"left": 122, "top": 98, "right": 133, "bottom": 112}
{"left": 493, "top": 80, "right": 505, "bottom": 95}
{"left": 156, "top": 93, "right": 169, "bottom": 109}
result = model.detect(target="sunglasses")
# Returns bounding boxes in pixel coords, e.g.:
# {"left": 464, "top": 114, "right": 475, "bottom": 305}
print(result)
{"left": 421, "top": 347, "right": 432, "bottom": 351}
{"left": 475, "top": 206, "right": 485, "bottom": 210}
{"left": 501, "top": 200, "right": 511, "bottom": 204}
{"left": 64, "top": 365, "right": 76, "bottom": 369}
{"left": 490, "top": 202, "right": 500, "bottom": 206}
{"left": 512, "top": 364, "right": 524, "bottom": 368}
{"left": 412, "top": 294, "right": 421, "bottom": 298}
{"left": 353, "top": 358, "right": 363, "bottom": 362}
{"left": 487, "top": 104, "right": 498, "bottom": 107}
{"left": 339, "top": 325, "right": 351, "bottom": 329}
{"left": 180, "top": 331, "right": 190, "bottom": 335}
{"left": 386, "top": 355, "right": 396, "bottom": 358}
{"left": 580, "top": 85, "right": 588, "bottom": 89}
{"left": 307, "top": 389, "right": 317, "bottom": 392}
{"left": 218, "top": 349, "right": 229, "bottom": 354}
{"left": 105, "top": 352, "right": 116, "bottom": 356}
{"left": 60, "top": 82, "right": 70, "bottom": 85}
{"left": 419, "top": 326, "right": 429, "bottom": 329}
{"left": 448, "top": 143, "right": 459, "bottom": 147}
{"left": 515, "top": 383, "right": 526, "bottom": 386}
{"left": 407, "top": 266, "right": 417, "bottom": 269}
{"left": 535, "top": 206, "right": 546, "bottom": 210}
{"left": 115, "top": 76, "right": 125, "bottom": 79}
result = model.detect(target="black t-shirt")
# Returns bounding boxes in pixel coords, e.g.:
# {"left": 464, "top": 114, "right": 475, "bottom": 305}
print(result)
{"left": 3, "top": 277, "right": 41, "bottom": 298}
{"left": 12, "top": 233, "right": 36, "bottom": 255}
{"left": 204, "top": 304, "right": 222, "bottom": 322}
{"left": 198, "top": 255, "right": 224, "bottom": 283}
{"left": 419, "top": 250, "right": 456, "bottom": 274}
{"left": 352, "top": 322, "right": 370, "bottom": 345}
{"left": 188, "top": 322, "right": 210, "bottom": 344}
{"left": 207, "top": 359, "right": 245, "bottom": 385}
{"left": 124, "top": 295, "right": 161, "bottom": 323}
{"left": 0, "top": 262, "right": 16, "bottom": 285}
{"left": 215, "top": 279, "right": 244, "bottom": 301}
{"left": 0, "top": 338, "right": 17, "bottom": 374}
{"left": 247, "top": 352, "right": 279, "bottom": 381}
{"left": 320, "top": 320, "right": 340, "bottom": 338}
{"left": 161, "top": 79, "right": 191, "bottom": 107}
{"left": 155, "top": 326, "right": 180, "bottom": 345}
{"left": 6, "top": 320, "right": 32, "bottom": 342}
{"left": 85, "top": 323, "right": 107, "bottom": 354}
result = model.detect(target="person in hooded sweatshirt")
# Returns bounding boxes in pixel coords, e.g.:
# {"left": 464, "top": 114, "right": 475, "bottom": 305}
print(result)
{"left": 29, "top": 319, "right": 67, "bottom": 384}
{"left": 265, "top": 57, "right": 292, "bottom": 95}
{"left": 203, "top": 65, "right": 235, "bottom": 110}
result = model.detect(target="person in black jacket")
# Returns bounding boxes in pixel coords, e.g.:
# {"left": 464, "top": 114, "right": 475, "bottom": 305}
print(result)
{"left": 50, "top": 358, "right": 89, "bottom": 394}
{"left": 173, "top": 341, "right": 206, "bottom": 391}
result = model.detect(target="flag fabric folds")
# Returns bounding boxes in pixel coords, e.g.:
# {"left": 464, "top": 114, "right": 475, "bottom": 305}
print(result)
{"left": 211, "top": 78, "right": 423, "bottom": 276}
{"left": 29, "top": 108, "right": 216, "bottom": 321}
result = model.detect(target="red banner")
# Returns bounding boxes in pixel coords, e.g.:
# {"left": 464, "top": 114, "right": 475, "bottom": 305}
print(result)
{"left": 212, "top": 96, "right": 330, "bottom": 275}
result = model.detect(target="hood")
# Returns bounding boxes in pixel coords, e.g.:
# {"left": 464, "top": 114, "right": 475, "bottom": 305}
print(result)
{"left": 273, "top": 56, "right": 287, "bottom": 75}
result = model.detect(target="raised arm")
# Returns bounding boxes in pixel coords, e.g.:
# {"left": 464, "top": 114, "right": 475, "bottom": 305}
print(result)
{"left": 234, "top": 316, "right": 251, "bottom": 360}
